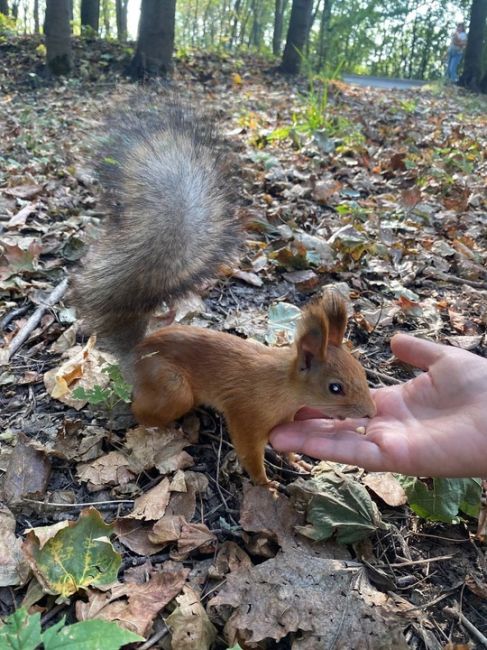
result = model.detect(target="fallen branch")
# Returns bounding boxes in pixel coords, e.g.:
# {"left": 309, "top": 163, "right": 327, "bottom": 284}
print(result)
{"left": 1, "top": 277, "right": 69, "bottom": 363}
{"left": 444, "top": 604, "right": 487, "bottom": 648}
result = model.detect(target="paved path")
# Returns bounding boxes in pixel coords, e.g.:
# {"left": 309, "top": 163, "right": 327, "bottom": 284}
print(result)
{"left": 342, "top": 74, "right": 428, "bottom": 90}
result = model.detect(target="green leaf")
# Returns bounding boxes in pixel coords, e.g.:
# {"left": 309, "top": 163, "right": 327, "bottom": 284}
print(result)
{"left": 23, "top": 508, "right": 121, "bottom": 598}
{"left": 0, "top": 609, "right": 143, "bottom": 650}
{"left": 397, "top": 476, "right": 482, "bottom": 523}
{"left": 289, "top": 465, "right": 387, "bottom": 544}
{"left": 0, "top": 608, "right": 42, "bottom": 650}
{"left": 42, "top": 619, "right": 143, "bottom": 649}
{"left": 72, "top": 385, "right": 111, "bottom": 405}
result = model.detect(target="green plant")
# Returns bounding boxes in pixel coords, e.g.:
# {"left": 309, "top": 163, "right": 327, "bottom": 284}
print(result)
{"left": 0, "top": 607, "right": 142, "bottom": 650}
{"left": 72, "top": 364, "right": 132, "bottom": 413}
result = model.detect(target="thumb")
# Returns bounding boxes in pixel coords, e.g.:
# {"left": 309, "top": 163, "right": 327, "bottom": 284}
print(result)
{"left": 391, "top": 334, "right": 445, "bottom": 370}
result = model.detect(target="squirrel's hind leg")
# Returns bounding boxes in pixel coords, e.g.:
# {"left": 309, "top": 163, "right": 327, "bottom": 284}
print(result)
{"left": 132, "top": 360, "right": 194, "bottom": 428}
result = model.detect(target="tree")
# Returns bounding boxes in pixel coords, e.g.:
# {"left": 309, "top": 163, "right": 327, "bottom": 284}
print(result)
{"left": 116, "top": 0, "right": 128, "bottom": 41}
{"left": 316, "top": 0, "right": 333, "bottom": 69}
{"left": 34, "top": 0, "right": 40, "bottom": 33}
{"left": 45, "top": 0, "right": 72, "bottom": 75}
{"left": 0, "top": 0, "right": 8, "bottom": 16}
{"left": 129, "top": 0, "right": 177, "bottom": 78}
{"left": 279, "top": 0, "right": 313, "bottom": 73}
{"left": 459, "top": 0, "right": 487, "bottom": 90}
{"left": 81, "top": 0, "right": 100, "bottom": 34}
{"left": 273, "top": 0, "right": 288, "bottom": 56}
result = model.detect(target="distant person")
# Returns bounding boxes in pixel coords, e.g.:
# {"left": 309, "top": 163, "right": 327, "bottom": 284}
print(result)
{"left": 446, "top": 22, "right": 467, "bottom": 83}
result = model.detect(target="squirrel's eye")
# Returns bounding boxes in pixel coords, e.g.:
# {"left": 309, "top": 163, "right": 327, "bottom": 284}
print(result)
{"left": 329, "top": 382, "right": 344, "bottom": 395}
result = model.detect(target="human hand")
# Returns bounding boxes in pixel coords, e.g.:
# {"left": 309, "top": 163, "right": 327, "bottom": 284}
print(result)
{"left": 270, "top": 334, "right": 487, "bottom": 477}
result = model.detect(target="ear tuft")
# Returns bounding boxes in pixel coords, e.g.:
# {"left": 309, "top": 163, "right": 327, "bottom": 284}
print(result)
{"left": 296, "top": 300, "right": 329, "bottom": 364}
{"left": 321, "top": 290, "right": 348, "bottom": 347}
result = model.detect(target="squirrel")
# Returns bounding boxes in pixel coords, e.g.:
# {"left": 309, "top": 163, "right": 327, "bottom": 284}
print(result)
{"left": 73, "top": 103, "right": 376, "bottom": 487}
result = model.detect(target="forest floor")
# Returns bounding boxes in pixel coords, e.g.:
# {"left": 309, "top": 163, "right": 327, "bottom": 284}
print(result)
{"left": 1, "top": 36, "right": 487, "bottom": 650}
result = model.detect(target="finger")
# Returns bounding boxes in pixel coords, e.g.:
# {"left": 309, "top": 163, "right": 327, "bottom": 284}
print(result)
{"left": 270, "top": 426, "right": 391, "bottom": 472}
{"left": 391, "top": 333, "right": 444, "bottom": 370}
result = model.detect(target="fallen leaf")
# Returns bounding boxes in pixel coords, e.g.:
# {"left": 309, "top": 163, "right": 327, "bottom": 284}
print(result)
{"left": 124, "top": 426, "right": 193, "bottom": 475}
{"left": 362, "top": 473, "right": 407, "bottom": 507}
{"left": 23, "top": 508, "right": 120, "bottom": 599}
{"left": 208, "top": 542, "right": 252, "bottom": 580}
{"left": 1, "top": 432, "right": 51, "bottom": 506}
{"left": 77, "top": 451, "right": 135, "bottom": 492}
{"left": 129, "top": 477, "right": 172, "bottom": 521}
{"left": 166, "top": 586, "right": 217, "bottom": 650}
{"left": 115, "top": 518, "right": 166, "bottom": 556}
{"left": 208, "top": 549, "right": 407, "bottom": 647}
{"left": 0, "top": 505, "right": 30, "bottom": 586}
{"left": 76, "top": 561, "right": 189, "bottom": 637}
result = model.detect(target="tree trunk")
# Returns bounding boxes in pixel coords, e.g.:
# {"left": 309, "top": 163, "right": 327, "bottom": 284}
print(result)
{"left": 129, "top": 0, "right": 176, "bottom": 78}
{"left": 45, "top": 0, "right": 72, "bottom": 75}
{"left": 0, "top": 0, "right": 8, "bottom": 16}
{"left": 81, "top": 0, "right": 100, "bottom": 34}
{"left": 229, "top": 0, "right": 242, "bottom": 48}
{"left": 116, "top": 0, "right": 128, "bottom": 41}
{"left": 101, "top": 0, "right": 111, "bottom": 37}
{"left": 272, "top": 0, "right": 287, "bottom": 56}
{"left": 279, "top": 0, "right": 313, "bottom": 74}
{"left": 406, "top": 16, "right": 419, "bottom": 78}
{"left": 459, "top": 0, "right": 487, "bottom": 90}
{"left": 317, "top": 0, "right": 332, "bottom": 69}
{"left": 33, "top": 0, "right": 40, "bottom": 32}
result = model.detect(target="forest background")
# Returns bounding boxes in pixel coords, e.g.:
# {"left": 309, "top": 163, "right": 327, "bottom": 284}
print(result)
{"left": 2, "top": 0, "right": 487, "bottom": 89}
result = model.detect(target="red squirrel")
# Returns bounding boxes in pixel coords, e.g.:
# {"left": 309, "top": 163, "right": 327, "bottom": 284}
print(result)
{"left": 73, "top": 103, "right": 376, "bottom": 486}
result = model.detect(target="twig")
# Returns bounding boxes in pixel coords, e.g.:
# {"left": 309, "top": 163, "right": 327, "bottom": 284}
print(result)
{"left": 444, "top": 604, "right": 487, "bottom": 647}
{"left": 22, "top": 498, "right": 135, "bottom": 508}
{"left": 377, "top": 554, "right": 453, "bottom": 569}
{"left": 3, "top": 278, "right": 69, "bottom": 361}
{"left": 400, "top": 586, "right": 460, "bottom": 613}
{"left": 366, "top": 367, "right": 402, "bottom": 385}
{"left": 0, "top": 305, "right": 30, "bottom": 330}
{"left": 138, "top": 622, "right": 169, "bottom": 650}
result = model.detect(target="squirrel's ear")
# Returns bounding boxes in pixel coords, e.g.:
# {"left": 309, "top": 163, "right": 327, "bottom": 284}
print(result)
{"left": 295, "top": 302, "right": 329, "bottom": 370}
{"left": 321, "top": 290, "right": 348, "bottom": 347}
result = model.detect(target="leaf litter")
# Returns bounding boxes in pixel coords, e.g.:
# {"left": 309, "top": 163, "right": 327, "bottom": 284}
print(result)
{"left": 1, "top": 38, "right": 487, "bottom": 648}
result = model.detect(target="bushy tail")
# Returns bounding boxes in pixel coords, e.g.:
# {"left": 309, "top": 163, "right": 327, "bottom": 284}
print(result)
{"left": 72, "top": 102, "right": 241, "bottom": 356}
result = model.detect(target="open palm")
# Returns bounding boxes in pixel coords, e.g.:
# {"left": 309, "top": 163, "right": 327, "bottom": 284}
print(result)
{"left": 270, "top": 334, "right": 487, "bottom": 477}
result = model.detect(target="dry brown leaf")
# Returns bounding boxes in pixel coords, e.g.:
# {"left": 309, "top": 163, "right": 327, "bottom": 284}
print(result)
{"left": 362, "top": 473, "right": 407, "bottom": 507}
{"left": 208, "top": 549, "right": 407, "bottom": 648}
{"left": 282, "top": 269, "right": 319, "bottom": 292}
{"left": 43, "top": 337, "right": 111, "bottom": 408}
{"left": 149, "top": 514, "right": 185, "bottom": 545}
{"left": 23, "top": 520, "right": 69, "bottom": 550}
{"left": 115, "top": 518, "right": 167, "bottom": 556}
{"left": 1, "top": 432, "right": 51, "bottom": 506}
{"left": 76, "top": 560, "right": 189, "bottom": 637}
{"left": 231, "top": 269, "right": 263, "bottom": 287}
{"left": 239, "top": 484, "right": 300, "bottom": 550}
{"left": 77, "top": 451, "right": 135, "bottom": 492}
{"left": 124, "top": 426, "right": 193, "bottom": 475}
{"left": 172, "top": 522, "right": 217, "bottom": 560}
{"left": 311, "top": 177, "right": 341, "bottom": 203}
{"left": 0, "top": 505, "right": 30, "bottom": 586}
{"left": 4, "top": 184, "right": 44, "bottom": 199}
{"left": 166, "top": 586, "right": 217, "bottom": 650}
{"left": 208, "top": 541, "right": 252, "bottom": 580}
{"left": 129, "top": 477, "right": 172, "bottom": 521}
